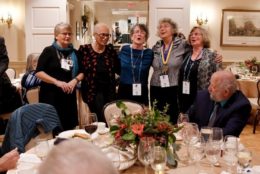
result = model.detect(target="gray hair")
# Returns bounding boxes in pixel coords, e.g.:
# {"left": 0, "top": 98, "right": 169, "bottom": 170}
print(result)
{"left": 130, "top": 23, "right": 149, "bottom": 41}
{"left": 157, "top": 18, "right": 178, "bottom": 36}
{"left": 54, "top": 22, "right": 72, "bottom": 37}
{"left": 214, "top": 70, "right": 237, "bottom": 95}
{"left": 38, "top": 139, "right": 118, "bottom": 174}
{"left": 94, "top": 23, "right": 109, "bottom": 34}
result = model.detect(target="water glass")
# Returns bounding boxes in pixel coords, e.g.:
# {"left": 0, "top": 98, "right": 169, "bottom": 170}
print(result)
{"left": 223, "top": 135, "right": 238, "bottom": 173}
{"left": 212, "top": 127, "right": 223, "bottom": 143}
{"left": 188, "top": 136, "right": 205, "bottom": 173}
{"left": 138, "top": 137, "right": 155, "bottom": 174}
{"left": 205, "top": 141, "right": 221, "bottom": 173}
{"left": 182, "top": 122, "right": 200, "bottom": 145}
{"left": 177, "top": 113, "right": 189, "bottom": 125}
{"left": 151, "top": 146, "right": 167, "bottom": 174}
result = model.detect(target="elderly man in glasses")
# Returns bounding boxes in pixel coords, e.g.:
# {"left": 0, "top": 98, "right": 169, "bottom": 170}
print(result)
{"left": 188, "top": 70, "right": 251, "bottom": 137}
{"left": 78, "top": 23, "right": 120, "bottom": 124}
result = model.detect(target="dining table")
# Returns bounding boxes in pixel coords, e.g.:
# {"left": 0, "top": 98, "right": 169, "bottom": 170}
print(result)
{"left": 7, "top": 130, "right": 260, "bottom": 174}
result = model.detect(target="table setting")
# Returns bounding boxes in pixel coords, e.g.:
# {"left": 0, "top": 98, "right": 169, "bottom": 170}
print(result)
{"left": 7, "top": 101, "right": 260, "bottom": 174}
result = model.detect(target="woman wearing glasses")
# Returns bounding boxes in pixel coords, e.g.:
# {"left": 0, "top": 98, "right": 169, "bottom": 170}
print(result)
{"left": 117, "top": 24, "right": 153, "bottom": 105}
{"left": 36, "top": 22, "right": 84, "bottom": 131}
{"left": 78, "top": 23, "right": 120, "bottom": 123}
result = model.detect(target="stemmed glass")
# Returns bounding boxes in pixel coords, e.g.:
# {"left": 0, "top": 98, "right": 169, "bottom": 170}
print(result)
{"left": 177, "top": 113, "right": 189, "bottom": 125}
{"left": 188, "top": 136, "right": 205, "bottom": 173}
{"left": 223, "top": 135, "right": 238, "bottom": 174}
{"left": 237, "top": 149, "right": 252, "bottom": 174}
{"left": 138, "top": 137, "right": 155, "bottom": 174}
{"left": 182, "top": 122, "right": 200, "bottom": 145}
{"left": 200, "top": 126, "right": 213, "bottom": 143}
{"left": 83, "top": 113, "right": 98, "bottom": 136}
{"left": 151, "top": 146, "right": 167, "bottom": 174}
{"left": 212, "top": 127, "right": 223, "bottom": 143}
{"left": 205, "top": 141, "right": 222, "bottom": 174}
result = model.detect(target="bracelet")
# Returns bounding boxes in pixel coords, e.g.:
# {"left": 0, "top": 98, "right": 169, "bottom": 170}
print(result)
{"left": 74, "top": 77, "right": 80, "bottom": 83}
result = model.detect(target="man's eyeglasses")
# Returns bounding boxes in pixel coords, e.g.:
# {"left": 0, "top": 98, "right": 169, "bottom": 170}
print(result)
{"left": 96, "top": 33, "right": 111, "bottom": 38}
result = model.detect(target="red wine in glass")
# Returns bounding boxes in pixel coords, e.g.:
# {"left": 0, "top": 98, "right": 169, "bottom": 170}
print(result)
{"left": 84, "top": 125, "right": 98, "bottom": 135}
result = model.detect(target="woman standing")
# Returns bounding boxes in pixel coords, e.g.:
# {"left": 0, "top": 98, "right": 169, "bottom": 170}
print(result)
{"left": 150, "top": 18, "right": 189, "bottom": 123}
{"left": 178, "top": 26, "right": 221, "bottom": 113}
{"left": 118, "top": 24, "right": 153, "bottom": 105}
{"left": 78, "top": 23, "right": 120, "bottom": 123}
{"left": 36, "top": 23, "right": 83, "bottom": 130}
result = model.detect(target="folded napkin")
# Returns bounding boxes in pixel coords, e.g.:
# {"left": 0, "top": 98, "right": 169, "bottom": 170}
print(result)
{"left": 19, "top": 153, "right": 42, "bottom": 163}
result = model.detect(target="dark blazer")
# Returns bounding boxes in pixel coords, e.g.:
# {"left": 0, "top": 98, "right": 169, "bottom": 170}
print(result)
{"left": 188, "top": 90, "right": 251, "bottom": 137}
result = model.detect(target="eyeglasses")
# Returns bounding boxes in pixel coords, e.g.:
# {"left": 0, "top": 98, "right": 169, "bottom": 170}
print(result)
{"left": 96, "top": 33, "right": 111, "bottom": 38}
{"left": 60, "top": 32, "right": 72, "bottom": 36}
{"left": 189, "top": 32, "right": 202, "bottom": 37}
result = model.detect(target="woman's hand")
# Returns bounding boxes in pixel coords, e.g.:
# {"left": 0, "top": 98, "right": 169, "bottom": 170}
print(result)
{"left": 67, "top": 79, "right": 78, "bottom": 94}
{"left": 0, "top": 148, "right": 19, "bottom": 172}
{"left": 54, "top": 80, "right": 71, "bottom": 93}
{"left": 214, "top": 52, "right": 223, "bottom": 64}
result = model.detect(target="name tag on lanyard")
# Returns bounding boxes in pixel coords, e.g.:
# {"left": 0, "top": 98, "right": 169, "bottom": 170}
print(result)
{"left": 132, "top": 83, "right": 142, "bottom": 96}
{"left": 61, "top": 58, "right": 71, "bottom": 71}
{"left": 182, "top": 81, "right": 190, "bottom": 94}
{"left": 160, "top": 75, "right": 170, "bottom": 88}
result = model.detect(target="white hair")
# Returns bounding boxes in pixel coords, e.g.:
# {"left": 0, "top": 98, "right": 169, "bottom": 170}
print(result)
{"left": 38, "top": 139, "right": 118, "bottom": 174}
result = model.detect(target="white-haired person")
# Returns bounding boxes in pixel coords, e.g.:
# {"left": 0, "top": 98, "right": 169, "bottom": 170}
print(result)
{"left": 188, "top": 70, "right": 251, "bottom": 137}
{"left": 38, "top": 139, "right": 118, "bottom": 174}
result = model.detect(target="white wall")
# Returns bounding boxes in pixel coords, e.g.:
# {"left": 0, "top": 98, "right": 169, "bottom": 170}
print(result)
{"left": 0, "top": 0, "right": 25, "bottom": 61}
{"left": 191, "top": 0, "right": 260, "bottom": 62}
{"left": 1, "top": 0, "right": 260, "bottom": 62}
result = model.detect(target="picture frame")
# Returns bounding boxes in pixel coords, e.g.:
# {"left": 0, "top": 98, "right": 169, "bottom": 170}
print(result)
{"left": 220, "top": 9, "right": 260, "bottom": 47}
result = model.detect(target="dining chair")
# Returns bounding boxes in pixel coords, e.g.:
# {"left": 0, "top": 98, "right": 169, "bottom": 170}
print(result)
{"left": 1, "top": 103, "right": 62, "bottom": 153}
{"left": 103, "top": 100, "right": 144, "bottom": 127}
{"left": 5, "top": 68, "right": 16, "bottom": 80}
{"left": 77, "top": 90, "right": 90, "bottom": 129}
{"left": 252, "top": 80, "right": 260, "bottom": 134}
{"left": 26, "top": 87, "right": 40, "bottom": 104}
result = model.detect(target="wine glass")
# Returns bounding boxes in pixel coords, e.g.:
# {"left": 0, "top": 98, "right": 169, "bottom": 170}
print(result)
{"left": 189, "top": 136, "right": 205, "bottom": 173}
{"left": 212, "top": 127, "right": 223, "bottom": 143}
{"left": 138, "top": 137, "right": 155, "bottom": 174}
{"left": 200, "top": 126, "right": 213, "bottom": 143}
{"left": 237, "top": 149, "right": 252, "bottom": 174}
{"left": 177, "top": 113, "right": 189, "bottom": 125}
{"left": 182, "top": 122, "right": 200, "bottom": 145}
{"left": 205, "top": 141, "right": 222, "bottom": 174}
{"left": 151, "top": 146, "right": 167, "bottom": 174}
{"left": 223, "top": 135, "right": 238, "bottom": 174}
{"left": 83, "top": 113, "right": 98, "bottom": 139}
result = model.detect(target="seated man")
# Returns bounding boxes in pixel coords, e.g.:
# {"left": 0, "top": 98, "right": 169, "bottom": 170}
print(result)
{"left": 188, "top": 70, "right": 251, "bottom": 137}
{"left": 38, "top": 139, "right": 118, "bottom": 174}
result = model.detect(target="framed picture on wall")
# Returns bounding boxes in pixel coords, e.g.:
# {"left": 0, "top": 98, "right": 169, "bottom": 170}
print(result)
{"left": 221, "top": 9, "right": 260, "bottom": 47}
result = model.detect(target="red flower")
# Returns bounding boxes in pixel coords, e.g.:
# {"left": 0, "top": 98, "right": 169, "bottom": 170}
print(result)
{"left": 131, "top": 124, "right": 144, "bottom": 136}
{"left": 157, "top": 122, "right": 171, "bottom": 132}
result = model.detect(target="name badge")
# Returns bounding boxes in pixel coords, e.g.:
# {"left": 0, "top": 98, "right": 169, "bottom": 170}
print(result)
{"left": 61, "top": 58, "right": 71, "bottom": 71}
{"left": 132, "top": 83, "right": 141, "bottom": 96}
{"left": 182, "top": 81, "right": 190, "bottom": 94}
{"left": 160, "top": 75, "right": 170, "bottom": 88}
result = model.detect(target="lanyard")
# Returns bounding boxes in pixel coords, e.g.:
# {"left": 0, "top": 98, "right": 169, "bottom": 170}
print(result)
{"left": 130, "top": 46, "right": 143, "bottom": 83}
{"left": 161, "top": 41, "right": 173, "bottom": 65}
{"left": 183, "top": 49, "right": 203, "bottom": 80}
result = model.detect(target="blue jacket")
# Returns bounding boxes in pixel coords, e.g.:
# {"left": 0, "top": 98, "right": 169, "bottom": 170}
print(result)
{"left": 2, "top": 103, "right": 62, "bottom": 154}
{"left": 188, "top": 90, "right": 251, "bottom": 137}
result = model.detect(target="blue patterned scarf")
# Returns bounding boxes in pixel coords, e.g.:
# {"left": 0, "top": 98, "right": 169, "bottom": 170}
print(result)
{"left": 52, "top": 41, "right": 79, "bottom": 78}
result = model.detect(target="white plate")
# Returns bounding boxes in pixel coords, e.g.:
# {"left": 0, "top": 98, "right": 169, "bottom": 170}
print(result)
{"left": 57, "top": 129, "right": 98, "bottom": 140}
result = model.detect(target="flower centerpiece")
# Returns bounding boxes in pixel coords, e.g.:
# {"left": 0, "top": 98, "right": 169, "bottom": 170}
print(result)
{"left": 110, "top": 100, "right": 181, "bottom": 168}
{"left": 244, "top": 57, "right": 257, "bottom": 70}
